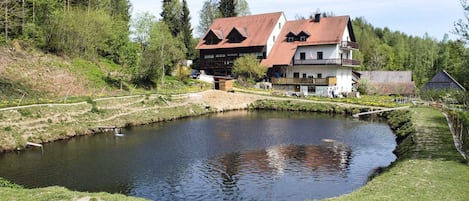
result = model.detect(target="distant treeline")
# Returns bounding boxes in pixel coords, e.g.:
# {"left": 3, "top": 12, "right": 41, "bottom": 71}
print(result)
{"left": 352, "top": 17, "right": 468, "bottom": 89}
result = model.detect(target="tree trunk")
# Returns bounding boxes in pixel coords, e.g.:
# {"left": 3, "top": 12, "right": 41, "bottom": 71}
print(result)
{"left": 4, "top": 0, "right": 8, "bottom": 42}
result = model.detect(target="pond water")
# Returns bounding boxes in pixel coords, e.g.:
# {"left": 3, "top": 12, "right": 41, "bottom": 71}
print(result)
{"left": 0, "top": 111, "right": 396, "bottom": 201}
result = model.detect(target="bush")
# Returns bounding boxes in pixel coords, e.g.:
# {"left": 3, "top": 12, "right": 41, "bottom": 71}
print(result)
{"left": 0, "top": 177, "right": 23, "bottom": 189}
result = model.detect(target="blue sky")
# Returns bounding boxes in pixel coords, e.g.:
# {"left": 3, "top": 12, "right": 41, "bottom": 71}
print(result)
{"left": 130, "top": 0, "right": 466, "bottom": 40}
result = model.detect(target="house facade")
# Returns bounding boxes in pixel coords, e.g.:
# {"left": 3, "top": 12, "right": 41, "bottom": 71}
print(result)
{"left": 261, "top": 14, "right": 359, "bottom": 96}
{"left": 196, "top": 12, "right": 359, "bottom": 96}
{"left": 196, "top": 12, "right": 287, "bottom": 75}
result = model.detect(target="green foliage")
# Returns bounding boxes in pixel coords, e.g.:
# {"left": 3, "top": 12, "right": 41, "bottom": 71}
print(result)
{"left": 197, "top": 0, "right": 221, "bottom": 36}
{"left": 385, "top": 110, "right": 414, "bottom": 138}
{"left": 219, "top": 0, "right": 237, "bottom": 17}
{"left": 353, "top": 17, "right": 469, "bottom": 89}
{"left": 0, "top": 177, "right": 23, "bottom": 189}
{"left": 161, "top": 0, "right": 183, "bottom": 37}
{"left": 454, "top": 0, "right": 469, "bottom": 41}
{"left": 232, "top": 55, "right": 267, "bottom": 83}
{"left": 17, "top": 109, "right": 32, "bottom": 117}
{"left": 46, "top": 9, "right": 114, "bottom": 59}
{"left": 197, "top": 0, "right": 250, "bottom": 36}
{"left": 249, "top": 99, "right": 368, "bottom": 115}
{"left": 85, "top": 97, "right": 100, "bottom": 113}
{"left": 421, "top": 89, "right": 469, "bottom": 104}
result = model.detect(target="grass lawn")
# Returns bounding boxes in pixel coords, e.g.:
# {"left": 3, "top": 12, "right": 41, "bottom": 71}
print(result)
{"left": 0, "top": 186, "right": 148, "bottom": 201}
{"left": 327, "top": 107, "right": 469, "bottom": 201}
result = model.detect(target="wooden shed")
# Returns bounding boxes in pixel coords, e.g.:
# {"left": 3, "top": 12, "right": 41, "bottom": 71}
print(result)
{"left": 423, "top": 70, "right": 466, "bottom": 91}
{"left": 213, "top": 76, "right": 234, "bottom": 91}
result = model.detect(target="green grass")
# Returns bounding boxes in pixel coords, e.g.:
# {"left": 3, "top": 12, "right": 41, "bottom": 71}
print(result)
{"left": 327, "top": 107, "right": 469, "bottom": 201}
{"left": 0, "top": 186, "right": 148, "bottom": 201}
{"left": 307, "top": 94, "right": 410, "bottom": 108}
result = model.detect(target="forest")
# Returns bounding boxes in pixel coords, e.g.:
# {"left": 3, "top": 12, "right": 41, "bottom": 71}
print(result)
{"left": 0, "top": 0, "right": 468, "bottom": 90}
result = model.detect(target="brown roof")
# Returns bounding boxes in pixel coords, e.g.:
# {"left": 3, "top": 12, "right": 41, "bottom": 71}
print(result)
{"left": 196, "top": 12, "right": 283, "bottom": 50}
{"left": 367, "top": 82, "right": 416, "bottom": 95}
{"left": 261, "top": 16, "right": 350, "bottom": 67}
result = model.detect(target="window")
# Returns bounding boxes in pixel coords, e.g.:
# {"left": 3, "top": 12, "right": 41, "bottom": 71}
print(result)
{"left": 216, "top": 54, "right": 226, "bottom": 58}
{"left": 287, "top": 37, "right": 294, "bottom": 42}
{"left": 227, "top": 53, "right": 238, "bottom": 57}
{"left": 302, "top": 73, "right": 307, "bottom": 78}
{"left": 279, "top": 22, "right": 282, "bottom": 29}
{"left": 317, "top": 73, "right": 322, "bottom": 78}
{"left": 317, "top": 52, "right": 323, "bottom": 60}
{"left": 204, "top": 54, "right": 214, "bottom": 59}
{"left": 300, "top": 52, "right": 306, "bottom": 60}
{"left": 300, "top": 36, "right": 306, "bottom": 41}
{"left": 293, "top": 72, "right": 300, "bottom": 78}
{"left": 273, "top": 35, "right": 276, "bottom": 42}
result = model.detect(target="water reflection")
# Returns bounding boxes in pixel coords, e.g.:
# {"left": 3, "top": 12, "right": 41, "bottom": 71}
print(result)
{"left": 207, "top": 143, "right": 351, "bottom": 194}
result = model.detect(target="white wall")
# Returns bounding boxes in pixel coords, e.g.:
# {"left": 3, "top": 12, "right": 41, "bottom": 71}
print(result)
{"left": 294, "top": 45, "right": 339, "bottom": 60}
{"left": 286, "top": 65, "right": 353, "bottom": 94}
{"left": 266, "top": 13, "right": 287, "bottom": 56}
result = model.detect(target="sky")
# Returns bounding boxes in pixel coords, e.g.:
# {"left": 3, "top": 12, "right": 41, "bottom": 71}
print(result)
{"left": 130, "top": 0, "right": 466, "bottom": 40}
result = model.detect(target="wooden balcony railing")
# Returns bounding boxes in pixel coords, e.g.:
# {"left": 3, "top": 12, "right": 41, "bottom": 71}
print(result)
{"left": 341, "top": 41, "right": 359, "bottom": 49}
{"left": 293, "top": 58, "right": 360, "bottom": 66}
{"left": 271, "top": 77, "right": 337, "bottom": 86}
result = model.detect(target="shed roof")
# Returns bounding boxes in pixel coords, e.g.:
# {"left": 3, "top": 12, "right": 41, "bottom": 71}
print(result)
{"left": 358, "top": 71, "right": 413, "bottom": 83}
{"left": 423, "top": 70, "right": 466, "bottom": 91}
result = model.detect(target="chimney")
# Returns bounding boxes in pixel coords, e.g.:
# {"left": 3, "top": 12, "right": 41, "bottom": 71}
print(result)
{"left": 314, "top": 13, "right": 321, "bottom": 22}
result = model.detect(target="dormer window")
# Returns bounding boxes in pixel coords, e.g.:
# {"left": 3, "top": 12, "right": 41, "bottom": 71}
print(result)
{"left": 227, "top": 27, "right": 247, "bottom": 43}
{"left": 287, "top": 37, "right": 294, "bottom": 42}
{"left": 298, "top": 31, "right": 310, "bottom": 42}
{"left": 203, "top": 29, "right": 223, "bottom": 45}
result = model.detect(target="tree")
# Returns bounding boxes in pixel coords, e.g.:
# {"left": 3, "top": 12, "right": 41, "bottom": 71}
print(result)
{"left": 161, "top": 0, "right": 182, "bottom": 37}
{"left": 132, "top": 12, "right": 156, "bottom": 49}
{"left": 181, "top": 0, "right": 194, "bottom": 59}
{"left": 197, "top": 0, "right": 219, "bottom": 36}
{"left": 235, "top": 0, "right": 250, "bottom": 16}
{"left": 455, "top": 0, "right": 469, "bottom": 41}
{"left": 219, "top": 0, "right": 236, "bottom": 17}
{"left": 232, "top": 55, "right": 266, "bottom": 82}
{"left": 134, "top": 21, "right": 186, "bottom": 87}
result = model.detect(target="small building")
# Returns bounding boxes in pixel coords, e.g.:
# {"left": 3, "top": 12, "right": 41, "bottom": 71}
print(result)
{"left": 357, "top": 71, "right": 416, "bottom": 95}
{"left": 214, "top": 76, "right": 234, "bottom": 91}
{"left": 423, "top": 70, "right": 466, "bottom": 91}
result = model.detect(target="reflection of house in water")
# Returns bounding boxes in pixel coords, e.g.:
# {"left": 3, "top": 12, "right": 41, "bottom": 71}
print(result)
{"left": 210, "top": 143, "right": 352, "bottom": 192}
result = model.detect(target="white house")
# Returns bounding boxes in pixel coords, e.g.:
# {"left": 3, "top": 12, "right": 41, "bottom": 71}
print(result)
{"left": 261, "top": 14, "right": 360, "bottom": 96}
{"left": 196, "top": 12, "right": 359, "bottom": 96}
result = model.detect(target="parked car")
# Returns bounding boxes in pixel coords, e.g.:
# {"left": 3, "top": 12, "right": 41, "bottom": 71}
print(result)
{"left": 190, "top": 70, "right": 200, "bottom": 79}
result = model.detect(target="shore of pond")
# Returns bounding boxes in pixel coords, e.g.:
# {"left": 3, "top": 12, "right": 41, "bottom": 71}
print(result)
{"left": 1, "top": 90, "right": 468, "bottom": 200}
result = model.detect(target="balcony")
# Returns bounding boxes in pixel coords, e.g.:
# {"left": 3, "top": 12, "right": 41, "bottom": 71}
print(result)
{"left": 271, "top": 77, "right": 337, "bottom": 86}
{"left": 293, "top": 58, "right": 360, "bottom": 66}
{"left": 341, "top": 41, "right": 359, "bottom": 50}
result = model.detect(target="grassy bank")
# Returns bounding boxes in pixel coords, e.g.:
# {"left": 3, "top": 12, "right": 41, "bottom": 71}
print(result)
{"left": 327, "top": 107, "right": 469, "bottom": 200}
{"left": 1, "top": 176, "right": 147, "bottom": 200}
{"left": 0, "top": 94, "right": 211, "bottom": 152}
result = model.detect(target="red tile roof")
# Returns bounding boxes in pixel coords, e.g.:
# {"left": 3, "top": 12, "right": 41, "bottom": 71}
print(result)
{"left": 261, "top": 16, "right": 351, "bottom": 67}
{"left": 196, "top": 12, "right": 284, "bottom": 50}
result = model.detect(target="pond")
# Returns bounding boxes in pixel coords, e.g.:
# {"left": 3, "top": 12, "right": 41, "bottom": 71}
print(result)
{"left": 0, "top": 111, "right": 396, "bottom": 201}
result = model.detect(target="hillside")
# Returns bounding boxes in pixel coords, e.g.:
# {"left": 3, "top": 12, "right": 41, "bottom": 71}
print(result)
{"left": 0, "top": 42, "right": 131, "bottom": 106}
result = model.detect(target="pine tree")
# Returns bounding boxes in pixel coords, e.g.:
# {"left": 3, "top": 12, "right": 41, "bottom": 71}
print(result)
{"left": 181, "top": 0, "right": 194, "bottom": 58}
{"left": 161, "top": 0, "right": 182, "bottom": 37}
{"left": 219, "top": 0, "right": 236, "bottom": 17}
